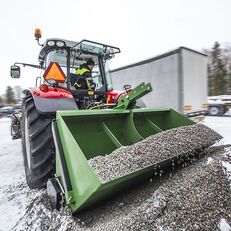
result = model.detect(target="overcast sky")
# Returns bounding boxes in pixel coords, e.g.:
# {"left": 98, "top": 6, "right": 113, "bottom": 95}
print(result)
{"left": 1, "top": 0, "right": 231, "bottom": 95}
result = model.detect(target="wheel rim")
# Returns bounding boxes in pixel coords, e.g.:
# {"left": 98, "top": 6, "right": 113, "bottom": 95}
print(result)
{"left": 25, "top": 114, "right": 31, "bottom": 169}
{"left": 209, "top": 107, "right": 219, "bottom": 116}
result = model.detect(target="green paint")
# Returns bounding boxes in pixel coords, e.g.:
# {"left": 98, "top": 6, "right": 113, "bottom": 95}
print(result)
{"left": 55, "top": 107, "right": 195, "bottom": 213}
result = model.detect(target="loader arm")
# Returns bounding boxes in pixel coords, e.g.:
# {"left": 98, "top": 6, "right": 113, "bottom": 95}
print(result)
{"left": 115, "top": 82, "right": 152, "bottom": 110}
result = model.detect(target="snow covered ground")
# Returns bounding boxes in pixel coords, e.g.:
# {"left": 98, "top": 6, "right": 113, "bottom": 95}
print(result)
{"left": 0, "top": 114, "right": 230, "bottom": 231}
{"left": 203, "top": 116, "right": 231, "bottom": 145}
{"left": 0, "top": 118, "right": 42, "bottom": 231}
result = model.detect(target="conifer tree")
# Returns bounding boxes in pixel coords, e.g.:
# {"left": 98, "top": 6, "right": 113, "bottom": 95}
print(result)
{"left": 209, "top": 42, "right": 227, "bottom": 95}
{"left": 5, "top": 86, "right": 16, "bottom": 104}
{"left": 222, "top": 44, "right": 231, "bottom": 94}
{"left": 0, "top": 96, "right": 3, "bottom": 107}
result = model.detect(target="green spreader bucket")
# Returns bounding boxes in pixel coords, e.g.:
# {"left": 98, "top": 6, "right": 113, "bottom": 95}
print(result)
{"left": 52, "top": 108, "right": 195, "bottom": 213}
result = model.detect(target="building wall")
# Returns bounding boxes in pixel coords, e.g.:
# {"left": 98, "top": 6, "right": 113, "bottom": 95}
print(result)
{"left": 111, "top": 47, "right": 208, "bottom": 114}
{"left": 111, "top": 53, "right": 180, "bottom": 110}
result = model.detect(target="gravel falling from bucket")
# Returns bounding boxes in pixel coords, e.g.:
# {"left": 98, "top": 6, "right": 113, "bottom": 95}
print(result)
{"left": 88, "top": 124, "right": 222, "bottom": 183}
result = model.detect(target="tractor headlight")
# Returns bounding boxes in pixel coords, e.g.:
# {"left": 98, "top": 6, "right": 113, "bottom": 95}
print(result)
{"left": 56, "top": 41, "right": 65, "bottom": 47}
{"left": 47, "top": 40, "right": 55, "bottom": 46}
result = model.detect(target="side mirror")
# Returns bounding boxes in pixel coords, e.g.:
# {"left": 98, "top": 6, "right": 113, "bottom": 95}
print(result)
{"left": 10, "top": 65, "right": 20, "bottom": 78}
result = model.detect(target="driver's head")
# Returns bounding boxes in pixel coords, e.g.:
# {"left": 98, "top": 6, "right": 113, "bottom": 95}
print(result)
{"left": 86, "top": 59, "right": 95, "bottom": 70}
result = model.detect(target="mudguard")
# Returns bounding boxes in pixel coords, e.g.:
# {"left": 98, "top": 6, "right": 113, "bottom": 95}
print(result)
{"left": 27, "top": 87, "right": 78, "bottom": 114}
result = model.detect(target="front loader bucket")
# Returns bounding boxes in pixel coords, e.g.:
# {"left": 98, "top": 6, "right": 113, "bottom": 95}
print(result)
{"left": 53, "top": 108, "right": 205, "bottom": 213}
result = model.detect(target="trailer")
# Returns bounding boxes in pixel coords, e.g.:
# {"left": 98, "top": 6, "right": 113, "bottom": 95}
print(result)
{"left": 111, "top": 47, "right": 208, "bottom": 117}
{"left": 208, "top": 95, "right": 231, "bottom": 116}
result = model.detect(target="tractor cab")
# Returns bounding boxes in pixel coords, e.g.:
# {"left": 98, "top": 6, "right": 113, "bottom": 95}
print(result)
{"left": 10, "top": 29, "right": 121, "bottom": 109}
{"left": 39, "top": 39, "right": 120, "bottom": 108}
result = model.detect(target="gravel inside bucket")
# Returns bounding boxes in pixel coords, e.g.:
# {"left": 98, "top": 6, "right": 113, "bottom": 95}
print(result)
{"left": 88, "top": 123, "right": 222, "bottom": 182}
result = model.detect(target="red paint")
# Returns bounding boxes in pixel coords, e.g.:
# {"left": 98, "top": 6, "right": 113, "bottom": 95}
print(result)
{"left": 30, "top": 86, "right": 126, "bottom": 102}
{"left": 29, "top": 86, "right": 73, "bottom": 99}
{"left": 106, "top": 90, "right": 126, "bottom": 103}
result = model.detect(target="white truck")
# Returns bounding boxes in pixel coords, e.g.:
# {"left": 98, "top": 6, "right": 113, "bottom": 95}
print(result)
{"left": 208, "top": 95, "right": 231, "bottom": 116}
{"left": 111, "top": 47, "right": 208, "bottom": 117}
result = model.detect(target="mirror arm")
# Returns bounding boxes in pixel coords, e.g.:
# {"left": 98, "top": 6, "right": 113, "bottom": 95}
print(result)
{"left": 14, "top": 62, "right": 41, "bottom": 69}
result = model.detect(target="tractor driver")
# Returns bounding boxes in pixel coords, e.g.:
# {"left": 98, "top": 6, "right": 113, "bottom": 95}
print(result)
{"left": 74, "top": 59, "right": 95, "bottom": 90}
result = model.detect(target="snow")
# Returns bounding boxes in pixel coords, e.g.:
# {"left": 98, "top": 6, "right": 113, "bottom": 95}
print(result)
{"left": 219, "top": 218, "right": 231, "bottom": 231}
{"left": 203, "top": 116, "right": 231, "bottom": 145}
{"left": 223, "top": 161, "right": 231, "bottom": 173}
{"left": 222, "top": 161, "right": 231, "bottom": 188}
{"left": 0, "top": 115, "right": 231, "bottom": 230}
{"left": 206, "top": 157, "right": 214, "bottom": 164}
{"left": 0, "top": 118, "right": 41, "bottom": 231}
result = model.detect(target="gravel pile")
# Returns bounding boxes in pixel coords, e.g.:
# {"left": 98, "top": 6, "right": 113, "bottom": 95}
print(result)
{"left": 11, "top": 122, "right": 230, "bottom": 231}
{"left": 89, "top": 124, "right": 222, "bottom": 182}
{"left": 13, "top": 146, "right": 231, "bottom": 230}
{"left": 84, "top": 146, "right": 231, "bottom": 231}
{"left": 153, "top": 162, "right": 231, "bottom": 230}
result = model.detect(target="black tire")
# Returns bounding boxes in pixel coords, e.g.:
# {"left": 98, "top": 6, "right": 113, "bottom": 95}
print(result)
{"left": 209, "top": 106, "right": 224, "bottom": 116}
{"left": 21, "top": 94, "right": 55, "bottom": 189}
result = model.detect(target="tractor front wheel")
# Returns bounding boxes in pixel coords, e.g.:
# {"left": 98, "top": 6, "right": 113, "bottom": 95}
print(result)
{"left": 21, "top": 95, "right": 55, "bottom": 189}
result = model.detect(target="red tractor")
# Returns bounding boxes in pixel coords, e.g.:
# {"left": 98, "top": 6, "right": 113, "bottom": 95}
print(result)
{"left": 10, "top": 29, "right": 127, "bottom": 189}
{"left": 11, "top": 30, "right": 213, "bottom": 213}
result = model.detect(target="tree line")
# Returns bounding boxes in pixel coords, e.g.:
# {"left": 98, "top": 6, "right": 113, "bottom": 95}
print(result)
{"left": 0, "top": 85, "right": 23, "bottom": 107}
{"left": 204, "top": 42, "right": 231, "bottom": 96}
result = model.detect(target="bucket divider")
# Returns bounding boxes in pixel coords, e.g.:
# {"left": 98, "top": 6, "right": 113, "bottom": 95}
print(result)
{"left": 102, "top": 122, "right": 122, "bottom": 149}
{"left": 145, "top": 118, "right": 163, "bottom": 133}
{"left": 123, "top": 112, "right": 144, "bottom": 144}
